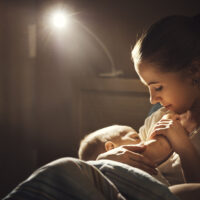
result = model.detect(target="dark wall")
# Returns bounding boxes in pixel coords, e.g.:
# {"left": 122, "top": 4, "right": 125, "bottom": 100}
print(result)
{"left": 0, "top": 0, "right": 38, "bottom": 197}
{"left": 0, "top": 0, "right": 200, "bottom": 198}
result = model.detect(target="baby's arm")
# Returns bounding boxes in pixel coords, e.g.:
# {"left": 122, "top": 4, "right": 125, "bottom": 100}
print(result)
{"left": 138, "top": 109, "right": 173, "bottom": 166}
{"left": 141, "top": 135, "right": 173, "bottom": 166}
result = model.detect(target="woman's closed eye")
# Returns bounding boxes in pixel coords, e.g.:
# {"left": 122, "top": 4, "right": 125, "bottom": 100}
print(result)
{"left": 154, "top": 86, "right": 163, "bottom": 91}
{"left": 128, "top": 134, "right": 141, "bottom": 141}
{"left": 123, "top": 132, "right": 141, "bottom": 141}
{"left": 131, "top": 135, "right": 140, "bottom": 140}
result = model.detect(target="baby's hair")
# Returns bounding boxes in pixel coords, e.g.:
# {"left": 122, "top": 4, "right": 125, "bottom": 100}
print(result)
{"left": 78, "top": 125, "right": 134, "bottom": 161}
{"left": 132, "top": 14, "right": 200, "bottom": 73}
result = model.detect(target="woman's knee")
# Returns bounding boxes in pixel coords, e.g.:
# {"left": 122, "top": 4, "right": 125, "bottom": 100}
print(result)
{"left": 29, "top": 157, "right": 87, "bottom": 180}
{"left": 169, "top": 183, "right": 200, "bottom": 200}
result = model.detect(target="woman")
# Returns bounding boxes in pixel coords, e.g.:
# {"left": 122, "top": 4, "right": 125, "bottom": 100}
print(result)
{"left": 97, "top": 14, "right": 200, "bottom": 199}
{"left": 131, "top": 13, "right": 200, "bottom": 199}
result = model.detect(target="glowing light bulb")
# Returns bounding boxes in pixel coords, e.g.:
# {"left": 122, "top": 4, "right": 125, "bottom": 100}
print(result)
{"left": 52, "top": 11, "right": 69, "bottom": 28}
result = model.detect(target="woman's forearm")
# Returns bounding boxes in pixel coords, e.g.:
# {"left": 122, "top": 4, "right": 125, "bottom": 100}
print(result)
{"left": 178, "top": 142, "right": 200, "bottom": 183}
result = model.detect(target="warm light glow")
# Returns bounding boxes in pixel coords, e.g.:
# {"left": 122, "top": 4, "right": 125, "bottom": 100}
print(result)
{"left": 51, "top": 10, "right": 69, "bottom": 28}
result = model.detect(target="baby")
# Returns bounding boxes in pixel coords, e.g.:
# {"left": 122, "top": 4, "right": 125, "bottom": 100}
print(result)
{"left": 78, "top": 124, "right": 172, "bottom": 167}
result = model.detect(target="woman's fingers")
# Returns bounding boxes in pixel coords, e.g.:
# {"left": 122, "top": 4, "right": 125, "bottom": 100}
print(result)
{"left": 150, "top": 119, "right": 174, "bottom": 139}
{"left": 123, "top": 144, "right": 163, "bottom": 168}
{"left": 125, "top": 152, "right": 157, "bottom": 175}
{"left": 156, "top": 121, "right": 172, "bottom": 125}
{"left": 97, "top": 146, "right": 157, "bottom": 175}
{"left": 122, "top": 149, "right": 157, "bottom": 174}
{"left": 156, "top": 119, "right": 173, "bottom": 125}
{"left": 129, "top": 159, "right": 158, "bottom": 175}
{"left": 122, "top": 144, "right": 146, "bottom": 153}
{"left": 122, "top": 144, "right": 158, "bottom": 167}
{"left": 150, "top": 127, "right": 168, "bottom": 139}
{"left": 162, "top": 113, "right": 179, "bottom": 120}
{"left": 116, "top": 152, "right": 157, "bottom": 175}
{"left": 128, "top": 150, "right": 155, "bottom": 167}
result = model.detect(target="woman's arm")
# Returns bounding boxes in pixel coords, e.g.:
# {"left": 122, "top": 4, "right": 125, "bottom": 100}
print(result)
{"left": 150, "top": 114, "right": 200, "bottom": 182}
{"left": 96, "top": 145, "right": 158, "bottom": 175}
{"left": 97, "top": 135, "right": 173, "bottom": 174}
{"left": 176, "top": 139, "right": 200, "bottom": 183}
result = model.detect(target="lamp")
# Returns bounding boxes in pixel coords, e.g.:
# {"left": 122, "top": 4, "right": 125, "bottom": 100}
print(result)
{"left": 51, "top": 11, "right": 69, "bottom": 28}
{"left": 50, "top": 9, "right": 123, "bottom": 78}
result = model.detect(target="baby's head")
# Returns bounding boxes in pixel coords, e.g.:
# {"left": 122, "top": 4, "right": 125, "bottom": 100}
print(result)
{"left": 78, "top": 125, "right": 141, "bottom": 161}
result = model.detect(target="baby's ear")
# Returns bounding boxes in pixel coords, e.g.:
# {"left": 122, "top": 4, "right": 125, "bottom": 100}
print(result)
{"left": 105, "top": 141, "right": 115, "bottom": 151}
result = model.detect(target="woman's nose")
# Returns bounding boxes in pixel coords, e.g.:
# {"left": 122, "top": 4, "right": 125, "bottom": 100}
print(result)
{"left": 149, "top": 91, "right": 160, "bottom": 105}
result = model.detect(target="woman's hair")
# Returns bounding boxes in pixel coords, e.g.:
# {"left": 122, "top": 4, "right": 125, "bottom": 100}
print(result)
{"left": 132, "top": 14, "right": 200, "bottom": 72}
{"left": 78, "top": 125, "right": 134, "bottom": 161}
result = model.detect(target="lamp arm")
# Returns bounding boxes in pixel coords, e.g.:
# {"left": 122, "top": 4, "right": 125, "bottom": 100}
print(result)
{"left": 75, "top": 20, "right": 123, "bottom": 77}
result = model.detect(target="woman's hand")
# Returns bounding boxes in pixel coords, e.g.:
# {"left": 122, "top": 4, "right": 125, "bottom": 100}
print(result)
{"left": 96, "top": 144, "right": 157, "bottom": 175}
{"left": 150, "top": 113, "right": 200, "bottom": 182}
{"left": 150, "top": 113, "right": 190, "bottom": 154}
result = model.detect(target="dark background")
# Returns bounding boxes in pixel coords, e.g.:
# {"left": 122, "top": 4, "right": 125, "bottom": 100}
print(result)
{"left": 0, "top": 0, "right": 200, "bottom": 198}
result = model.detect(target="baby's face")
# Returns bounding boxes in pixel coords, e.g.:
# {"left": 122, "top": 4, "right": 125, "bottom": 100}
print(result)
{"left": 114, "top": 127, "right": 141, "bottom": 147}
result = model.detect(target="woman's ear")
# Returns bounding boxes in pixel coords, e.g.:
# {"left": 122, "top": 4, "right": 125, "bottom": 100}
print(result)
{"left": 188, "top": 60, "right": 200, "bottom": 78}
{"left": 105, "top": 141, "right": 116, "bottom": 151}
{"left": 186, "top": 62, "right": 200, "bottom": 88}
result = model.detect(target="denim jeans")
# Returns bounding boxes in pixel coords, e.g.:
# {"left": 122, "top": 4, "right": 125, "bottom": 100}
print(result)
{"left": 90, "top": 159, "right": 179, "bottom": 200}
{"left": 3, "top": 158, "right": 179, "bottom": 200}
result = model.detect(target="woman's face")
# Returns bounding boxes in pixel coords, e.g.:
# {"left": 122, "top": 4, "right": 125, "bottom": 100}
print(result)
{"left": 135, "top": 61, "right": 200, "bottom": 114}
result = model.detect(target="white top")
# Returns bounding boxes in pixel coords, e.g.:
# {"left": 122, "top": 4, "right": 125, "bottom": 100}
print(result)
{"left": 139, "top": 107, "right": 200, "bottom": 185}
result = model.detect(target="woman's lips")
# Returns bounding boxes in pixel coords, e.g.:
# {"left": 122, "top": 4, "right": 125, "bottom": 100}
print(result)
{"left": 164, "top": 104, "right": 172, "bottom": 109}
